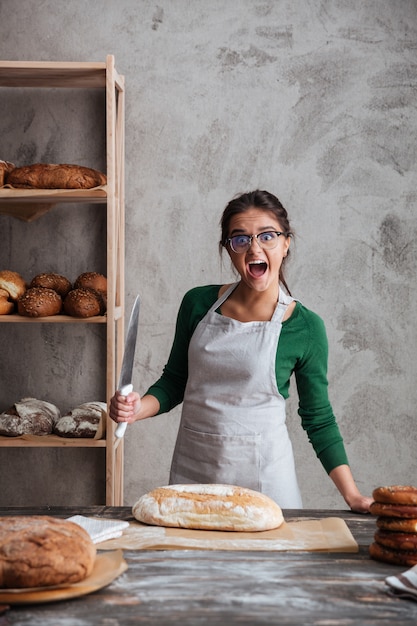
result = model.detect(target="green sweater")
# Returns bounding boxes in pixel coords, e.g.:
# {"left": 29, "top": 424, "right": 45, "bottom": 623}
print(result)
{"left": 147, "top": 284, "right": 349, "bottom": 475}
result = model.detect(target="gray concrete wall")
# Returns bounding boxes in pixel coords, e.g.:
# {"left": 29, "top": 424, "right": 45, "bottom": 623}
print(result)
{"left": 0, "top": 0, "right": 416, "bottom": 508}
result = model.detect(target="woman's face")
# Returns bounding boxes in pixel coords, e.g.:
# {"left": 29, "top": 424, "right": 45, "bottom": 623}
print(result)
{"left": 226, "top": 207, "right": 291, "bottom": 293}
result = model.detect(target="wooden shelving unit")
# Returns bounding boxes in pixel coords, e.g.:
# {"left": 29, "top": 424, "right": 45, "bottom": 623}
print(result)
{"left": 0, "top": 55, "right": 126, "bottom": 505}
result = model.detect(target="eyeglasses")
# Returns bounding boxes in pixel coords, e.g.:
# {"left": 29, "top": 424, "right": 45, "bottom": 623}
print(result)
{"left": 226, "top": 231, "right": 287, "bottom": 254}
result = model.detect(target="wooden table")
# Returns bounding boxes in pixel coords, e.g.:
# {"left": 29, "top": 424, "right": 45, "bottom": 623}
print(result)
{"left": 1, "top": 506, "right": 417, "bottom": 625}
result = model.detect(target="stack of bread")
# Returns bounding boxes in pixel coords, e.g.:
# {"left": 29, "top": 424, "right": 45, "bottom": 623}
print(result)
{"left": 0, "top": 269, "right": 107, "bottom": 317}
{"left": 369, "top": 485, "right": 417, "bottom": 566}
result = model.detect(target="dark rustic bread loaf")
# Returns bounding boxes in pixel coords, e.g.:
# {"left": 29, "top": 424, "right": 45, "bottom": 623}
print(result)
{"left": 63, "top": 287, "right": 105, "bottom": 317}
{"left": 17, "top": 287, "right": 62, "bottom": 317}
{"left": 54, "top": 402, "right": 107, "bottom": 438}
{"left": 7, "top": 163, "right": 107, "bottom": 189}
{"left": 0, "top": 269, "right": 27, "bottom": 301}
{"left": 0, "top": 398, "right": 60, "bottom": 436}
{"left": 30, "top": 273, "right": 72, "bottom": 298}
{"left": 0, "top": 516, "right": 96, "bottom": 588}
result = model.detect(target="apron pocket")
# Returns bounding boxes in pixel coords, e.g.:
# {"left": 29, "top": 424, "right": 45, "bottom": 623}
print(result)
{"left": 170, "top": 427, "right": 261, "bottom": 491}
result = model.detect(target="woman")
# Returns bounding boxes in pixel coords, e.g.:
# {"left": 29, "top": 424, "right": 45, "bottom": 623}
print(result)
{"left": 110, "top": 190, "right": 372, "bottom": 512}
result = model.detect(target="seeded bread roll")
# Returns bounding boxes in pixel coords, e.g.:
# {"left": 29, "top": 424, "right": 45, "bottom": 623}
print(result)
{"left": 0, "top": 270, "right": 27, "bottom": 301}
{"left": 0, "top": 288, "right": 14, "bottom": 314}
{"left": 0, "top": 160, "right": 15, "bottom": 186}
{"left": 30, "top": 273, "right": 72, "bottom": 298}
{"left": 0, "top": 397, "right": 60, "bottom": 436}
{"left": 374, "top": 528, "right": 417, "bottom": 552}
{"left": 74, "top": 272, "right": 107, "bottom": 295}
{"left": 0, "top": 516, "right": 96, "bottom": 588}
{"left": 369, "top": 541, "right": 417, "bottom": 567}
{"left": 7, "top": 163, "right": 107, "bottom": 189}
{"left": 133, "top": 484, "right": 284, "bottom": 532}
{"left": 376, "top": 517, "right": 417, "bottom": 533}
{"left": 17, "top": 287, "right": 62, "bottom": 317}
{"left": 369, "top": 501, "right": 417, "bottom": 519}
{"left": 63, "top": 288, "right": 104, "bottom": 318}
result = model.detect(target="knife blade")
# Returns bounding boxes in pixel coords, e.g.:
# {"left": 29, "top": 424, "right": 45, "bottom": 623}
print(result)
{"left": 115, "top": 295, "right": 140, "bottom": 438}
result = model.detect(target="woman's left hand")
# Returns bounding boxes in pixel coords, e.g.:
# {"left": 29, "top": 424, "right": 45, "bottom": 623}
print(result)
{"left": 347, "top": 494, "right": 373, "bottom": 514}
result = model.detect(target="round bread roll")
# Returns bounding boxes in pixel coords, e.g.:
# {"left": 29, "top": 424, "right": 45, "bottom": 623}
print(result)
{"left": 0, "top": 269, "right": 27, "bottom": 301}
{"left": 374, "top": 528, "right": 417, "bottom": 552}
{"left": 30, "top": 273, "right": 72, "bottom": 298}
{"left": 54, "top": 401, "right": 107, "bottom": 438}
{"left": 74, "top": 272, "right": 107, "bottom": 295}
{"left": 369, "top": 501, "right": 417, "bottom": 519}
{"left": 0, "top": 288, "right": 14, "bottom": 314}
{"left": 376, "top": 516, "right": 417, "bottom": 533}
{"left": 369, "top": 541, "right": 417, "bottom": 567}
{"left": 63, "top": 287, "right": 104, "bottom": 318}
{"left": 372, "top": 485, "right": 417, "bottom": 506}
{"left": 0, "top": 516, "right": 96, "bottom": 588}
{"left": 0, "top": 397, "right": 60, "bottom": 437}
{"left": 7, "top": 163, "right": 107, "bottom": 189}
{"left": 17, "top": 287, "right": 62, "bottom": 317}
{"left": 0, "top": 160, "right": 15, "bottom": 186}
{"left": 133, "top": 484, "right": 284, "bottom": 532}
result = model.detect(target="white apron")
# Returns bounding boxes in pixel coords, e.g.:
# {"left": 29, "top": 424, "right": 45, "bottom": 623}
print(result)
{"left": 169, "top": 282, "right": 303, "bottom": 507}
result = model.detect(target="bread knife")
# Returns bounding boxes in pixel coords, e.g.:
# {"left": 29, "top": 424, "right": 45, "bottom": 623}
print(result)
{"left": 115, "top": 295, "right": 140, "bottom": 438}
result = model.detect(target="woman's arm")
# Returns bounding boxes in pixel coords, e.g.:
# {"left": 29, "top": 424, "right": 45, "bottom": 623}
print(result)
{"left": 329, "top": 464, "right": 373, "bottom": 513}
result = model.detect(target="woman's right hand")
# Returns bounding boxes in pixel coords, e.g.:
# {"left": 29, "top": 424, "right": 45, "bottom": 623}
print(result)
{"left": 109, "top": 390, "right": 142, "bottom": 426}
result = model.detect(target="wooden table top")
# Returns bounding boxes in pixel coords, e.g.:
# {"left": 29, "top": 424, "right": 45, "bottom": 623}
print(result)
{"left": 1, "top": 506, "right": 417, "bottom": 625}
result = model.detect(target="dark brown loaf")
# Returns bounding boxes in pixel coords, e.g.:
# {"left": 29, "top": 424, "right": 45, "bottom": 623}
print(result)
{"left": 0, "top": 398, "right": 60, "bottom": 436}
{"left": 74, "top": 272, "right": 107, "bottom": 295}
{"left": 17, "top": 287, "right": 62, "bottom": 317}
{"left": 7, "top": 163, "right": 107, "bottom": 189}
{"left": 373, "top": 485, "right": 417, "bottom": 505}
{"left": 63, "top": 287, "right": 104, "bottom": 318}
{"left": 0, "top": 270, "right": 27, "bottom": 301}
{"left": 0, "top": 160, "right": 15, "bottom": 186}
{"left": 30, "top": 273, "right": 72, "bottom": 298}
{"left": 369, "top": 501, "right": 417, "bottom": 519}
{"left": 369, "top": 541, "right": 417, "bottom": 566}
{"left": 0, "top": 516, "right": 96, "bottom": 588}
{"left": 376, "top": 516, "right": 417, "bottom": 533}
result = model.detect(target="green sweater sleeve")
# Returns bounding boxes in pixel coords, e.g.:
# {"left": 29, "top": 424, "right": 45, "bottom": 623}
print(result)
{"left": 146, "top": 285, "right": 349, "bottom": 475}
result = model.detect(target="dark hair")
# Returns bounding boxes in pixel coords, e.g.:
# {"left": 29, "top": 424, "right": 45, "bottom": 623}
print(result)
{"left": 219, "top": 190, "right": 293, "bottom": 295}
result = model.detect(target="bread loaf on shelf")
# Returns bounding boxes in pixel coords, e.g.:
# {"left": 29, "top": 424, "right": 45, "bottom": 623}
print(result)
{"left": 54, "top": 402, "right": 107, "bottom": 438}
{"left": 0, "top": 288, "right": 14, "bottom": 315}
{"left": 7, "top": 163, "right": 106, "bottom": 189}
{"left": 17, "top": 287, "right": 62, "bottom": 317}
{"left": 0, "top": 270, "right": 27, "bottom": 301}
{"left": 0, "top": 398, "right": 60, "bottom": 437}
{"left": 0, "top": 516, "right": 96, "bottom": 588}
{"left": 30, "top": 273, "right": 72, "bottom": 298}
{"left": 63, "top": 287, "right": 105, "bottom": 318}
{"left": 133, "top": 484, "right": 284, "bottom": 532}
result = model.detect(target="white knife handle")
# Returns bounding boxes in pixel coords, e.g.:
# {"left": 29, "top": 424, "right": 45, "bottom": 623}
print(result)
{"left": 115, "top": 384, "right": 133, "bottom": 438}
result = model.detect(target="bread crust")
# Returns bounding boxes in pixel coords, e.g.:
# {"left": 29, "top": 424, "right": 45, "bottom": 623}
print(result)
{"left": 74, "top": 272, "right": 107, "bottom": 295}
{"left": 63, "top": 287, "right": 105, "bottom": 317}
{"left": 0, "top": 288, "right": 14, "bottom": 315}
{"left": 0, "top": 516, "right": 96, "bottom": 588}
{"left": 133, "top": 484, "right": 284, "bottom": 532}
{"left": 369, "top": 541, "right": 417, "bottom": 566}
{"left": 376, "top": 516, "right": 417, "bottom": 533}
{"left": 0, "top": 160, "right": 15, "bottom": 186}
{"left": 373, "top": 485, "right": 417, "bottom": 505}
{"left": 54, "top": 402, "right": 107, "bottom": 438}
{"left": 7, "top": 163, "right": 106, "bottom": 189}
{"left": 17, "top": 287, "right": 62, "bottom": 317}
{"left": 30, "top": 273, "right": 72, "bottom": 298}
{"left": 370, "top": 501, "right": 417, "bottom": 518}
{"left": 375, "top": 528, "right": 417, "bottom": 551}
{"left": 0, "top": 270, "right": 27, "bottom": 301}
{"left": 0, "top": 397, "right": 60, "bottom": 437}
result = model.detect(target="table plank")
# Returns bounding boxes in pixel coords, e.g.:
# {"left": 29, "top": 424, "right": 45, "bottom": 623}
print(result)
{"left": 1, "top": 507, "right": 417, "bottom": 625}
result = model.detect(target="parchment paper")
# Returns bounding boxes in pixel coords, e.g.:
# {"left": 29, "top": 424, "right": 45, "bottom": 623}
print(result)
{"left": 98, "top": 517, "right": 358, "bottom": 553}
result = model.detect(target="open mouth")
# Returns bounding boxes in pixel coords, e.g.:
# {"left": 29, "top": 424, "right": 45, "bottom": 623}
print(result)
{"left": 248, "top": 260, "right": 267, "bottom": 278}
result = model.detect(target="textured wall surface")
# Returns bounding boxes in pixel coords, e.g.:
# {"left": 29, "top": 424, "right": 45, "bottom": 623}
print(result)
{"left": 0, "top": 0, "right": 416, "bottom": 508}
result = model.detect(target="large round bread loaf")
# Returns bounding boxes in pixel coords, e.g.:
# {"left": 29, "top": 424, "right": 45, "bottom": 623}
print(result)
{"left": 0, "top": 398, "right": 60, "bottom": 436}
{"left": 54, "top": 401, "right": 107, "bottom": 438}
{"left": 0, "top": 516, "right": 96, "bottom": 588}
{"left": 132, "top": 484, "right": 284, "bottom": 532}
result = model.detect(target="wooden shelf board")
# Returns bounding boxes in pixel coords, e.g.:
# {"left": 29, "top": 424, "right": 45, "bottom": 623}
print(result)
{"left": 0, "top": 314, "right": 107, "bottom": 323}
{"left": 0, "top": 435, "right": 107, "bottom": 447}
